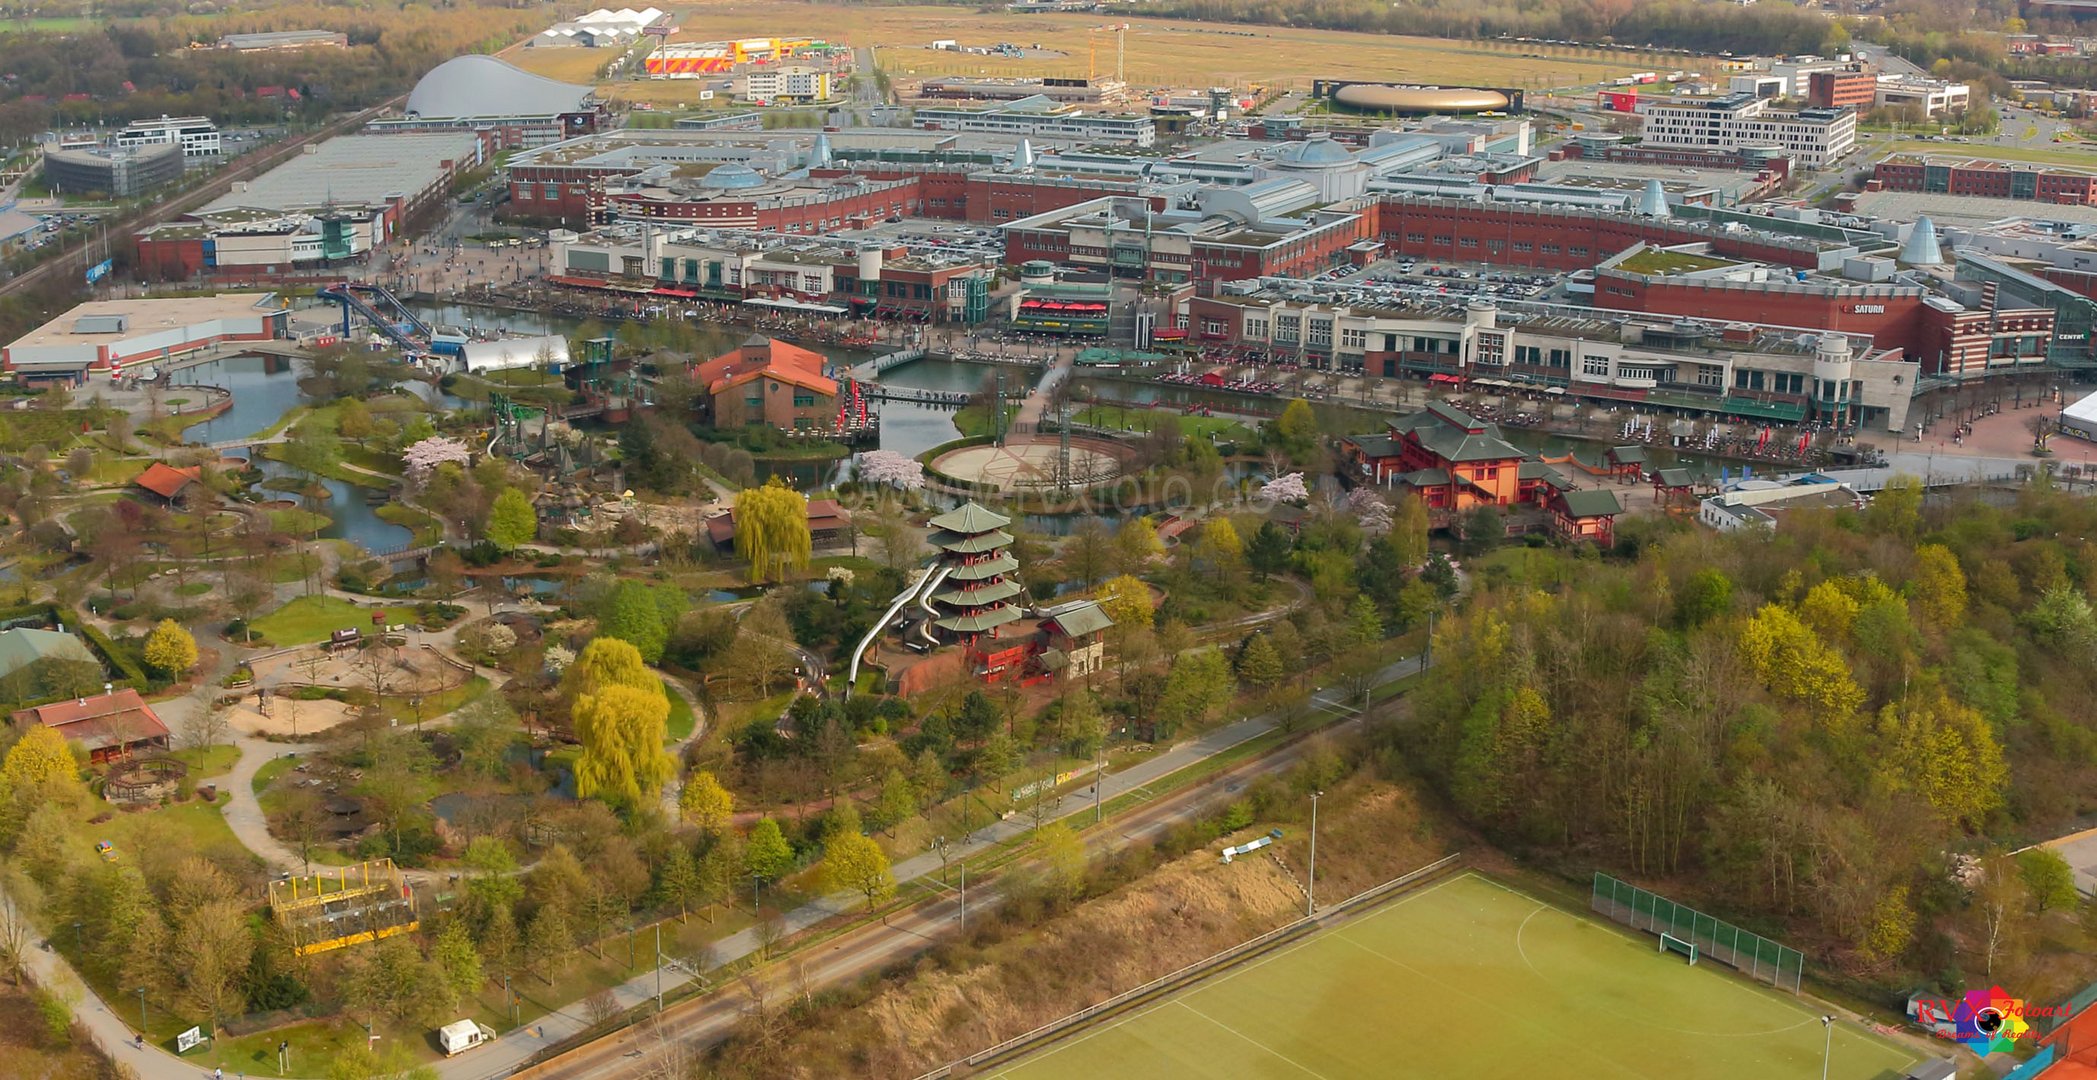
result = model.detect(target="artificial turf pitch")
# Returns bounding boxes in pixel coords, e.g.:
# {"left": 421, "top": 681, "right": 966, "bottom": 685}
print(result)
{"left": 991, "top": 872, "right": 1920, "bottom": 1080}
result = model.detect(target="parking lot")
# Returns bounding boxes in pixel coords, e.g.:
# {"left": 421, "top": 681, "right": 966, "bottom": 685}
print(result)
{"left": 1314, "top": 258, "right": 1563, "bottom": 306}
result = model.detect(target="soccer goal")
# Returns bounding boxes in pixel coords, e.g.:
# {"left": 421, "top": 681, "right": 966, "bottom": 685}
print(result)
{"left": 1591, "top": 872, "right": 1804, "bottom": 993}
{"left": 1659, "top": 933, "right": 1698, "bottom": 965}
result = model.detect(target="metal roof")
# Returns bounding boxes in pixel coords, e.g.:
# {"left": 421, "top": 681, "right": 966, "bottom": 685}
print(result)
{"left": 405, "top": 55, "right": 593, "bottom": 121}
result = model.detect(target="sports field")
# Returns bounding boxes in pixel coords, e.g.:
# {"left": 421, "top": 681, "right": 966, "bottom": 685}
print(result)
{"left": 992, "top": 873, "right": 1920, "bottom": 1080}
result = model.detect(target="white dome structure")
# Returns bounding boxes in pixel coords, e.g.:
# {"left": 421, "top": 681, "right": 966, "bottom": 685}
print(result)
{"left": 1271, "top": 133, "right": 1354, "bottom": 170}
{"left": 406, "top": 56, "right": 594, "bottom": 121}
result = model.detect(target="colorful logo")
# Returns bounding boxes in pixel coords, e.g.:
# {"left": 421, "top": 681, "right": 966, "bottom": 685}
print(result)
{"left": 1915, "top": 986, "right": 2045, "bottom": 1054}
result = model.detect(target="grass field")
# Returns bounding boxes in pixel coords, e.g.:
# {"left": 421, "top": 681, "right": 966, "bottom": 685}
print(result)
{"left": 993, "top": 873, "right": 1918, "bottom": 1080}
{"left": 602, "top": 2, "right": 1684, "bottom": 93}
{"left": 250, "top": 594, "right": 374, "bottom": 645}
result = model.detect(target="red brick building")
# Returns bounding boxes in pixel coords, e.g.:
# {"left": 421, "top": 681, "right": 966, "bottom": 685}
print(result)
{"left": 12, "top": 689, "right": 170, "bottom": 764}
{"left": 1873, "top": 156, "right": 2097, "bottom": 206}
{"left": 1591, "top": 261, "right": 2055, "bottom": 376}
{"left": 1808, "top": 70, "right": 1878, "bottom": 110}
{"left": 1372, "top": 197, "right": 1821, "bottom": 274}
{"left": 691, "top": 335, "right": 838, "bottom": 430}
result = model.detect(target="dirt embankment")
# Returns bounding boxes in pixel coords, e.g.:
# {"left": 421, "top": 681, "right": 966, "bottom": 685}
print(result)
{"left": 715, "top": 774, "right": 1445, "bottom": 1078}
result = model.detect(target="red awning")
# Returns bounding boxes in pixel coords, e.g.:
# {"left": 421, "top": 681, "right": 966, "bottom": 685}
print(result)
{"left": 652, "top": 287, "right": 699, "bottom": 299}
{"left": 1152, "top": 329, "right": 1187, "bottom": 341}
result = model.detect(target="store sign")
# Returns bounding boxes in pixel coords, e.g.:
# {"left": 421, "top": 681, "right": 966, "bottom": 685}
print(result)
{"left": 1848, "top": 304, "right": 1886, "bottom": 314}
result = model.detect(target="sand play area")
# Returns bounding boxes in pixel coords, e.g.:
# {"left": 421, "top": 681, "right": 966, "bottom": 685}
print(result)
{"left": 229, "top": 644, "right": 472, "bottom": 737}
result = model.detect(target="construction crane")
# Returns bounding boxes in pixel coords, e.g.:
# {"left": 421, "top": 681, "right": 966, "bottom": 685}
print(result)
{"left": 1088, "top": 23, "right": 1128, "bottom": 84}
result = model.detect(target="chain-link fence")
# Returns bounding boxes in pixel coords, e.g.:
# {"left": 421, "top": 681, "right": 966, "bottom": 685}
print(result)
{"left": 1591, "top": 872, "right": 1803, "bottom": 994}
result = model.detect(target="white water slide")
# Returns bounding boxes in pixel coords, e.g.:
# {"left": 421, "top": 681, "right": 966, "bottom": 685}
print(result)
{"left": 844, "top": 562, "right": 953, "bottom": 696}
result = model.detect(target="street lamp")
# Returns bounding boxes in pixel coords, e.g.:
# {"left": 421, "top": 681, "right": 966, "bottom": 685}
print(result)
{"left": 1820, "top": 1015, "right": 1837, "bottom": 1080}
{"left": 1307, "top": 791, "right": 1323, "bottom": 917}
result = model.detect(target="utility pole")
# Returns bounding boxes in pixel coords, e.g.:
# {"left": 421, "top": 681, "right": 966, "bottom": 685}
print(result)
{"left": 1307, "top": 791, "right": 1323, "bottom": 917}
{"left": 137, "top": 987, "right": 147, "bottom": 1034}
{"left": 958, "top": 862, "right": 967, "bottom": 930}
{"left": 655, "top": 924, "right": 663, "bottom": 1012}
{"left": 1093, "top": 754, "right": 1104, "bottom": 825}
{"left": 1820, "top": 1015, "right": 1836, "bottom": 1080}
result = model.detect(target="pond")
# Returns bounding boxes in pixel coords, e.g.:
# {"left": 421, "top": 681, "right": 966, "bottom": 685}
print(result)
{"left": 173, "top": 354, "right": 305, "bottom": 442}
{"left": 251, "top": 459, "right": 413, "bottom": 555}
{"left": 499, "top": 575, "right": 565, "bottom": 598}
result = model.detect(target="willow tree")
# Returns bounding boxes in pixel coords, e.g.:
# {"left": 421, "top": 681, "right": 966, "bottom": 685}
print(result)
{"left": 736, "top": 478, "right": 812, "bottom": 584}
{"left": 563, "top": 637, "right": 674, "bottom": 808}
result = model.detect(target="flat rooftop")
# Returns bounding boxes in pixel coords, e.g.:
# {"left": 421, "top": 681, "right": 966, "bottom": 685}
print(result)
{"left": 202, "top": 133, "right": 480, "bottom": 214}
{"left": 8, "top": 293, "right": 276, "bottom": 351}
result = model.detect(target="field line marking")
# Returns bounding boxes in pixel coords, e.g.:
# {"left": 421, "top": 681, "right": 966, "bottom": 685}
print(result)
{"left": 1333, "top": 929, "right": 1664, "bottom": 1080}
{"left": 982, "top": 873, "right": 1465, "bottom": 1075}
{"left": 1173, "top": 1000, "right": 1332, "bottom": 1079}
{"left": 1482, "top": 876, "right": 1898, "bottom": 1048}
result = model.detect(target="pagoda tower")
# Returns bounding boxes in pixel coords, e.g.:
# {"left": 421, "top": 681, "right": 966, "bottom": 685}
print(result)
{"left": 925, "top": 501, "right": 1024, "bottom": 644}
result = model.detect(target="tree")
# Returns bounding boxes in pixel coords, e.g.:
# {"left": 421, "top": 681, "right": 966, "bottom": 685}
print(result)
{"left": 485, "top": 488, "right": 537, "bottom": 551}
{"left": 1112, "top": 516, "right": 1162, "bottom": 574}
{"left": 735, "top": 479, "right": 812, "bottom": 583}
{"left": 2, "top": 726, "right": 79, "bottom": 800}
{"left": 283, "top": 423, "right": 343, "bottom": 484}
{"left": 1194, "top": 518, "right": 1243, "bottom": 577}
{"left": 337, "top": 398, "right": 375, "bottom": 448}
{"left": 523, "top": 905, "right": 571, "bottom": 986}
{"left": 2018, "top": 848, "right": 2079, "bottom": 912}
{"left": 165, "top": 858, "right": 252, "bottom": 1036}
{"left": 574, "top": 682, "right": 674, "bottom": 809}
{"left": 433, "top": 920, "right": 484, "bottom": 999}
{"left": 1347, "top": 594, "right": 1385, "bottom": 647}
{"left": 1669, "top": 569, "right": 1731, "bottom": 630}
{"left": 278, "top": 787, "right": 328, "bottom": 875}
{"left": 1871, "top": 689, "right": 2007, "bottom": 830}
{"left": 1037, "top": 821, "right": 1086, "bottom": 901}
{"left": 868, "top": 768, "right": 917, "bottom": 835}
{"left": 1156, "top": 649, "right": 1234, "bottom": 739}
{"left": 1246, "top": 520, "right": 1293, "bottom": 582}
{"left": 820, "top": 832, "right": 896, "bottom": 911}
{"left": 179, "top": 685, "right": 230, "bottom": 751}
{"left": 1066, "top": 519, "right": 1109, "bottom": 588}
{"left": 1236, "top": 634, "right": 1284, "bottom": 688}
{"left": 1911, "top": 544, "right": 1967, "bottom": 628}
{"left": 142, "top": 618, "right": 197, "bottom": 677}
{"left": 744, "top": 818, "right": 795, "bottom": 887}
{"left": 564, "top": 636, "right": 658, "bottom": 701}
{"left": 600, "top": 580, "right": 670, "bottom": 664}
{"left": 1738, "top": 604, "right": 1865, "bottom": 720}
{"left": 679, "top": 770, "right": 734, "bottom": 833}
{"left": 1096, "top": 574, "right": 1153, "bottom": 633}
{"left": 658, "top": 846, "right": 704, "bottom": 923}
{"left": 1273, "top": 398, "right": 1319, "bottom": 462}
{"left": 1389, "top": 494, "right": 1429, "bottom": 570}
{"left": 1864, "top": 474, "right": 1921, "bottom": 540}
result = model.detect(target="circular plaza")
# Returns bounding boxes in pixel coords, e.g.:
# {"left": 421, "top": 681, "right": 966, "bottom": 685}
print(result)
{"left": 929, "top": 436, "right": 1133, "bottom": 490}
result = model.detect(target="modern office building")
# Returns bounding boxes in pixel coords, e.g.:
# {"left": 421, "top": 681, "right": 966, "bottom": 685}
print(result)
{"left": 732, "top": 66, "right": 836, "bottom": 104}
{"left": 1874, "top": 76, "right": 1971, "bottom": 117}
{"left": 1636, "top": 94, "right": 1857, "bottom": 169}
{"left": 41, "top": 140, "right": 183, "bottom": 197}
{"left": 1807, "top": 70, "right": 1877, "bottom": 110}
{"left": 114, "top": 115, "right": 220, "bottom": 159}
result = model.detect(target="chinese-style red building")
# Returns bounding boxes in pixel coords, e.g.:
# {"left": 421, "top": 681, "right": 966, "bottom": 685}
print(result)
{"left": 1342, "top": 402, "right": 1623, "bottom": 540}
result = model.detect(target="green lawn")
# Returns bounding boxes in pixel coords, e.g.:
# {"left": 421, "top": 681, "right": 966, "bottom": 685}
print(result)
{"left": 1073, "top": 404, "right": 1252, "bottom": 442}
{"left": 664, "top": 677, "right": 697, "bottom": 742}
{"left": 992, "top": 873, "right": 1917, "bottom": 1080}
{"left": 168, "top": 744, "right": 241, "bottom": 779}
{"left": 250, "top": 595, "right": 377, "bottom": 645}
{"left": 268, "top": 507, "right": 333, "bottom": 536}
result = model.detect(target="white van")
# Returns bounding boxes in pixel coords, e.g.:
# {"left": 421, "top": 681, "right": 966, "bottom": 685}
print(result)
{"left": 439, "top": 1020, "right": 498, "bottom": 1057}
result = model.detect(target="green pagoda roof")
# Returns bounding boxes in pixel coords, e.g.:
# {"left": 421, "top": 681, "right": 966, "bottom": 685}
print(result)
{"left": 946, "top": 553, "right": 1019, "bottom": 580}
{"left": 931, "top": 529, "right": 1014, "bottom": 554}
{"left": 934, "top": 579, "right": 1026, "bottom": 606}
{"left": 935, "top": 605, "right": 1023, "bottom": 633}
{"left": 927, "top": 501, "right": 1011, "bottom": 534}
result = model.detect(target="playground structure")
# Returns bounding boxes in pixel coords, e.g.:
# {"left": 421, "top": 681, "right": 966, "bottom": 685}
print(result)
{"left": 317, "top": 282, "right": 430, "bottom": 351}
{"left": 267, "top": 858, "right": 418, "bottom": 956}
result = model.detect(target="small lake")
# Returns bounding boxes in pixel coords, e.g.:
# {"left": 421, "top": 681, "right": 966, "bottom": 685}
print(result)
{"left": 252, "top": 459, "right": 412, "bottom": 555}
{"left": 173, "top": 354, "right": 305, "bottom": 442}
